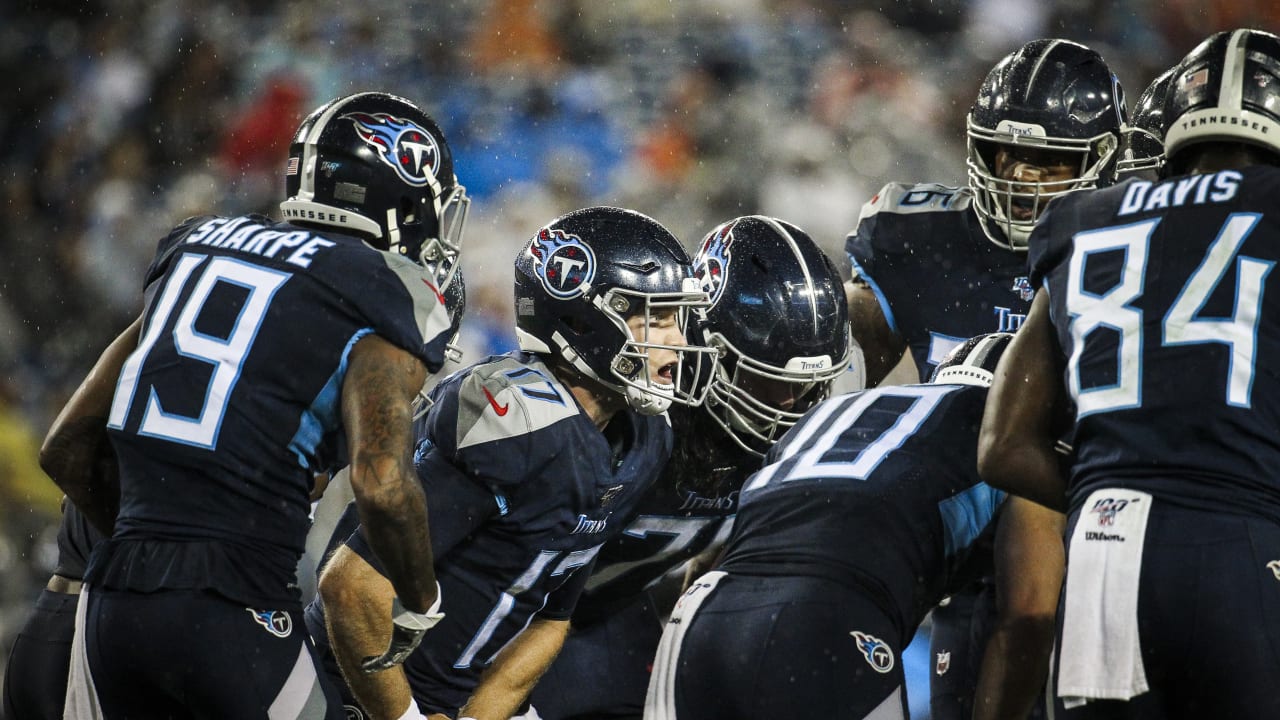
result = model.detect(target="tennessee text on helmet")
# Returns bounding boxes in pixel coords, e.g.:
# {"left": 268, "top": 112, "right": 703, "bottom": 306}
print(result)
{"left": 966, "top": 39, "right": 1128, "bottom": 251}
{"left": 929, "top": 332, "right": 1015, "bottom": 388}
{"left": 1163, "top": 28, "right": 1280, "bottom": 164}
{"left": 692, "top": 215, "right": 853, "bottom": 455}
{"left": 513, "top": 206, "right": 717, "bottom": 416}
{"left": 280, "top": 91, "right": 470, "bottom": 294}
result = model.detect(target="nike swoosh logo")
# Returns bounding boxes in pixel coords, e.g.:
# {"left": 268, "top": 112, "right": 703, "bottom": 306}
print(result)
{"left": 421, "top": 278, "right": 446, "bottom": 304}
{"left": 482, "top": 387, "right": 509, "bottom": 416}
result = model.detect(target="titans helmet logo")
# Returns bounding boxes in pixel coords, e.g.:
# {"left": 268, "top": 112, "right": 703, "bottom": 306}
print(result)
{"left": 695, "top": 221, "right": 736, "bottom": 308}
{"left": 529, "top": 228, "right": 596, "bottom": 299}
{"left": 247, "top": 608, "right": 293, "bottom": 638}
{"left": 343, "top": 112, "right": 440, "bottom": 187}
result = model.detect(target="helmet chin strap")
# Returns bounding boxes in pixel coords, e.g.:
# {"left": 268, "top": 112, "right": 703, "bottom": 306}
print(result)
{"left": 385, "top": 208, "right": 403, "bottom": 254}
{"left": 560, "top": 333, "right": 672, "bottom": 416}
{"left": 626, "top": 384, "right": 672, "bottom": 416}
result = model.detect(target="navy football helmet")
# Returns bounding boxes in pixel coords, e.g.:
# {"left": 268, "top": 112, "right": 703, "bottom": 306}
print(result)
{"left": 691, "top": 216, "right": 852, "bottom": 455}
{"left": 967, "top": 39, "right": 1127, "bottom": 250}
{"left": 280, "top": 92, "right": 470, "bottom": 293}
{"left": 929, "top": 332, "right": 1014, "bottom": 387}
{"left": 514, "top": 207, "right": 716, "bottom": 415}
{"left": 1163, "top": 28, "right": 1280, "bottom": 167}
{"left": 1117, "top": 67, "right": 1177, "bottom": 179}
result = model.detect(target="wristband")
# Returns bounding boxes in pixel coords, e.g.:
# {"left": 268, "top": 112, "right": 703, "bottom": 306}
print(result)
{"left": 395, "top": 700, "right": 428, "bottom": 720}
{"left": 392, "top": 581, "right": 445, "bottom": 629}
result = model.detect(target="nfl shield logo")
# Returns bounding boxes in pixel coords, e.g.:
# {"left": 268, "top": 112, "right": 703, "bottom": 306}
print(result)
{"left": 936, "top": 651, "right": 951, "bottom": 675}
{"left": 1011, "top": 276, "right": 1034, "bottom": 302}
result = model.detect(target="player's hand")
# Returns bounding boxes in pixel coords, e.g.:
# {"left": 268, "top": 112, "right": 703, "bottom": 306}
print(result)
{"left": 361, "top": 586, "right": 445, "bottom": 673}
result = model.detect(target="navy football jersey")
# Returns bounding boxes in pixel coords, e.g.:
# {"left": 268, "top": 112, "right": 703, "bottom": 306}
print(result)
{"left": 308, "top": 352, "right": 672, "bottom": 714}
{"left": 1030, "top": 167, "right": 1280, "bottom": 520}
{"left": 846, "top": 183, "right": 1032, "bottom": 379}
{"left": 570, "top": 405, "right": 759, "bottom": 620}
{"left": 90, "top": 214, "right": 454, "bottom": 607}
{"left": 718, "top": 384, "right": 1006, "bottom": 644}
{"left": 53, "top": 503, "right": 104, "bottom": 580}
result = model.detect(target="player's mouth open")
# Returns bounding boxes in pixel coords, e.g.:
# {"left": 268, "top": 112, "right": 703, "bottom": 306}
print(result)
{"left": 656, "top": 362, "right": 677, "bottom": 384}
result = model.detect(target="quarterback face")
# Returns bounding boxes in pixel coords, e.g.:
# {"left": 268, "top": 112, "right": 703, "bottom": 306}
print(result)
{"left": 626, "top": 308, "right": 687, "bottom": 387}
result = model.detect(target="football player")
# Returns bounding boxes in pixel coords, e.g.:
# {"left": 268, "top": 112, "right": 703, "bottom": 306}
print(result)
{"left": 304, "top": 206, "right": 718, "bottom": 720}
{"left": 645, "top": 334, "right": 1024, "bottom": 720}
{"left": 526, "top": 215, "right": 851, "bottom": 719}
{"left": 1115, "top": 66, "right": 1178, "bottom": 181}
{"left": 39, "top": 92, "right": 469, "bottom": 719}
{"left": 843, "top": 39, "right": 1128, "bottom": 720}
{"left": 980, "top": 28, "right": 1280, "bottom": 718}
{"left": 1, "top": 503, "right": 102, "bottom": 720}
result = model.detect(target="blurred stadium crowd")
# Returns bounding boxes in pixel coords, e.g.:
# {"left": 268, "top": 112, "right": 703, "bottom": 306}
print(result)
{"left": 0, "top": 0, "right": 1273, "bottom": 702}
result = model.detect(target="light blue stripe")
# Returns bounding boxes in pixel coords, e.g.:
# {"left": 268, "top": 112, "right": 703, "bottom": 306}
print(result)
{"left": 288, "top": 328, "right": 374, "bottom": 468}
{"left": 937, "top": 482, "right": 1006, "bottom": 558}
{"left": 848, "top": 255, "right": 899, "bottom": 335}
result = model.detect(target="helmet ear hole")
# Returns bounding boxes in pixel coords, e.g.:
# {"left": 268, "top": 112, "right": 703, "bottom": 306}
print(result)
{"left": 556, "top": 311, "right": 587, "bottom": 331}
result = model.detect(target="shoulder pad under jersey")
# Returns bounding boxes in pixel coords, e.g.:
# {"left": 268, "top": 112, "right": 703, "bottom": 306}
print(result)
{"left": 453, "top": 355, "right": 580, "bottom": 452}
{"left": 856, "top": 182, "right": 971, "bottom": 225}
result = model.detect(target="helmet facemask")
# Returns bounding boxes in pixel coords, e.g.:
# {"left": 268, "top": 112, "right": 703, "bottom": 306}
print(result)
{"left": 702, "top": 332, "right": 845, "bottom": 455}
{"left": 1116, "top": 126, "right": 1165, "bottom": 178}
{"left": 416, "top": 181, "right": 470, "bottom": 294}
{"left": 966, "top": 120, "right": 1119, "bottom": 251}
{"left": 601, "top": 281, "right": 717, "bottom": 416}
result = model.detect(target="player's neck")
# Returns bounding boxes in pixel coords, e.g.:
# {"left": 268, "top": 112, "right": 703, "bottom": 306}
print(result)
{"left": 564, "top": 376, "right": 623, "bottom": 430}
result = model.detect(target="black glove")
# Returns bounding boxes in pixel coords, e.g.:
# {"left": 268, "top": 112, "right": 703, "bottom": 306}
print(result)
{"left": 361, "top": 584, "right": 445, "bottom": 673}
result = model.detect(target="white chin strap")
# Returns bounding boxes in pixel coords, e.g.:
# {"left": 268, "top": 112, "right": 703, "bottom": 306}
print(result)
{"left": 626, "top": 383, "right": 673, "bottom": 416}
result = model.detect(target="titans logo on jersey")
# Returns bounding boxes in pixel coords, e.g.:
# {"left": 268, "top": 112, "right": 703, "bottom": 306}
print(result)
{"left": 306, "top": 352, "right": 672, "bottom": 714}
{"left": 1029, "top": 167, "right": 1280, "bottom": 520}
{"left": 846, "top": 183, "right": 1031, "bottom": 378}
{"left": 344, "top": 112, "right": 441, "bottom": 187}
{"left": 92, "top": 214, "right": 453, "bottom": 609}
{"left": 721, "top": 384, "right": 1006, "bottom": 636}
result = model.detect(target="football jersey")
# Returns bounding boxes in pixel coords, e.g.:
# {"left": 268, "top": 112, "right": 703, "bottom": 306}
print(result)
{"left": 846, "top": 183, "right": 1032, "bottom": 379}
{"left": 570, "top": 405, "right": 759, "bottom": 620}
{"left": 718, "top": 384, "right": 1005, "bottom": 644}
{"left": 307, "top": 352, "right": 672, "bottom": 714}
{"left": 1029, "top": 167, "right": 1280, "bottom": 521}
{"left": 89, "top": 214, "right": 454, "bottom": 607}
{"left": 53, "top": 503, "right": 104, "bottom": 581}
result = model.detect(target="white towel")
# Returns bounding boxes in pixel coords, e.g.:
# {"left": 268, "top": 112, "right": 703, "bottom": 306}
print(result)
{"left": 644, "top": 570, "right": 727, "bottom": 720}
{"left": 1058, "top": 488, "right": 1152, "bottom": 707}
{"left": 63, "top": 584, "right": 104, "bottom": 720}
